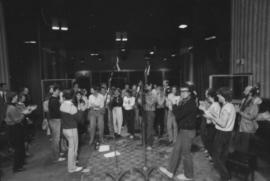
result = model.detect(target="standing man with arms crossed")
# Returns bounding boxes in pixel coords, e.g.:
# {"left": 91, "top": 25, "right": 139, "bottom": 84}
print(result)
{"left": 88, "top": 87, "right": 105, "bottom": 145}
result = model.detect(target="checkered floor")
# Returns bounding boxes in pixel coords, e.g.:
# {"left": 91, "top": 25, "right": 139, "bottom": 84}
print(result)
{"left": 80, "top": 136, "right": 219, "bottom": 181}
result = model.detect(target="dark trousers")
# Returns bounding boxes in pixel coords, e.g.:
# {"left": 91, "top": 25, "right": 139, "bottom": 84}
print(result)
{"left": 168, "top": 129, "right": 195, "bottom": 178}
{"left": 143, "top": 111, "right": 155, "bottom": 146}
{"left": 234, "top": 132, "right": 252, "bottom": 153}
{"left": 124, "top": 109, "right": 135, "bottom": 135}
{"left": 200, "top": 119, "right": 216, "bottom": 156}
{"left": 212, "top": 130, "right": 232, "bottom": 181}
{"left": 154, "top": 108, "right": 165, "bottom": 136}
{"left": 10, "top": 124, "right": 25, "bottom": 170}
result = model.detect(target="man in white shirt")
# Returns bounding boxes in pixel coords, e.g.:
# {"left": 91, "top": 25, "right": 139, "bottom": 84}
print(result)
{"left": 205, "top": 87, "right": 236, "bottom": 181}
{"left": 88, "top": 87, "right": 105, "bottom": 145}
{"left": 166, "top": 86, "right": 181, "bottom": 144}
{"left": 123, "top": 90, "right": 136, "bottom": 138}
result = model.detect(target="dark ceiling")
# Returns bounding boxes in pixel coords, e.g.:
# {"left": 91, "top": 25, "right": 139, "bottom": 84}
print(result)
{"left": 3, "top": 0, "right": 231, "bottom": 50}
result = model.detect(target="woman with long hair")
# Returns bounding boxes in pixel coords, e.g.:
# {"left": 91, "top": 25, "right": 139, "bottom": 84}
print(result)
{"left": 199, "top": 88, "right": 221, "bottom": 158}
{"left": 60, "top": 89, "right": 83, "bottom": 173}
{"left": 73, "top": 91, "right": 88, "bottom": 147}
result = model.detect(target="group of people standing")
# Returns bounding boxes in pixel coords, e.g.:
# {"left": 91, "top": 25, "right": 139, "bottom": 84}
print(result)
{"left": 1, "top": 79, "right": 263, "bottom": 180}
{"left": 0, "top": 85, "right": 36, "bottom": 173}
{"left": 43, "top": 80, "right": 190, "bottom": 172}
{"left": 160, "top": 85, "right": 262, "bottom": 181}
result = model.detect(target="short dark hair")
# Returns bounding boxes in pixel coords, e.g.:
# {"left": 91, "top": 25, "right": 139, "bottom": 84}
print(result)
{"left": 217, "top": 87, "right": 232, "bottom": 102}
{"left": 52, "top": 85, "right": 60, "bottom": 92}
{"left": 6, "top": 92, "right": 17, "bottom": 104}
{"left": 75, "top": 90, "right": 82, "bottom": 96}
{"left": 18, "top": 92, "right": 26, "bottom": 101}
{"left": 250, "top": 87, "right": 260, "bottom": 97}
{"left": 62, "top": 89, "right": 74, "bottom": 100}
{"left": 206, "top": 88, "right": 218, "bottom": 102}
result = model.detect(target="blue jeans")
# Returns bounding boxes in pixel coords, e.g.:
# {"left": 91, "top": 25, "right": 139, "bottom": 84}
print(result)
{"left": 88, "top": 110, "right": 104, "bottom": 144}
{"left": 167, "top": 110, "right": 178, "bottom": 143}
{"left": 49, "top": 119, "right": 61, "bottom": 159}
{"left": 63, "top": 128, "right": 78, "bottom": 172}
{"left": 168, "top": 129, "right": 196, "bottom": 178}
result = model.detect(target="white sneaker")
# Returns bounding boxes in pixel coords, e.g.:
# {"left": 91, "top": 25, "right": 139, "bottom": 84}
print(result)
{"left": 57, "top": 157, "right": 66, "bottom": 162}
{"left": 159, "top": 167, "right": 173, "bottom": 178}
{"left": 176, "top": 173, "right": 192, "bottom": 180}
{"left": 69, "top": 166, "right": 83, "bottom": 173}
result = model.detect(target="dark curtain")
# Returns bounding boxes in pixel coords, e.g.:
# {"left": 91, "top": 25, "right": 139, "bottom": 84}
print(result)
{"left": 0, "top": 1, "right": 9, "bottom": 87}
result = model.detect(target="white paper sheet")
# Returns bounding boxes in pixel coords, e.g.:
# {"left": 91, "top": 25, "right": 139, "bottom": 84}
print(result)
{"left": 104, "top": 151, "right": 120, "bottom": 158}
{"left": 98, "top": 145, "right": 110, "bottom": 152}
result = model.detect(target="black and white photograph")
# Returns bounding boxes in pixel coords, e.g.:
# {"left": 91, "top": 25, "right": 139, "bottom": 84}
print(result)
{"left": 0, "top": 0, "right": 270, "bottom": 180}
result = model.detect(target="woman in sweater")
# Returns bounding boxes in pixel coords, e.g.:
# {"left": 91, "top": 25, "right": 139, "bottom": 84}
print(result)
{"left": 123, "top": 90, "right": 136, "bottom": 139}
{"left": 5, "top": 92, "right": 32, "bottom": 172}
{"left": 60, "top": 89, "right": 83, "bottom": 173}
{"left": 154, "top": 86, "right": 166, "bottom": 138}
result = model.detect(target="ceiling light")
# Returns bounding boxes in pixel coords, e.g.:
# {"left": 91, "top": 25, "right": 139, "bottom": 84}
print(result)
{"left": 90, "top": 53, "right": 99, "bottom": 56}
{"left": 205, "top": 36, "right": 216, "bottom": 41}
{"left": 52, "top": 26, "right": 60, "bottom": 30}
{"left": 188, "top": 46, "right": 193, "bottom": 50}
{"left": 149, "top": 51, "right": 154, "bottom": 55}
{"left": 171, "top": 54, "right": 176, "bottom": 57}
{"left": 24, "top": 41, "right": 36, "bottom": 44}
{"left": 178, "top": 24, "right": 188, "bottom": 29}
{"left": 61, "top": 27, "right": 69, "bottom": 31}
{"left": 162, "top": 58, "right": 168, "bottom": 61}
{"left": 121, "top": 48, "right": 126, "bottom": 52}
{"left": 122, "top": 32, "right": 128, "bottom": 41}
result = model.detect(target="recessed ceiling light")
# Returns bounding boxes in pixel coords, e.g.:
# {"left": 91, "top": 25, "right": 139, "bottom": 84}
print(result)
{"left": 205, "top": 36, "right": 216, "bottom": 40}
{"left": 171, "top": 54, "right": 176, "bottom": 57}
{"left": 178, "top": 24, "right": 188, "bottom": 29}
{"left": 24, "top": 41, "right": 37, "bottom": 44}
{"left": 61, "top": 27, "right": 69, "bottom": 31}
{"left": 149, "top": 51, "right": 154, "bottom": 55}
{"left": 90, "top": 53, "right": 99, "bottom": 56}
{"left": 52, "top": 26, "right": 60, "bottom": 30}
{"left": 121, "top": 48, "right": 126, "bottom": 52}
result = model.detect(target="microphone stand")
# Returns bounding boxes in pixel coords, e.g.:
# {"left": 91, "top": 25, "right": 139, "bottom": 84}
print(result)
{"left": 105, "top": 63, "right": 128, "bottom": 181}
{"left": 105, "top": 61, "right": 158, "bottom": 181}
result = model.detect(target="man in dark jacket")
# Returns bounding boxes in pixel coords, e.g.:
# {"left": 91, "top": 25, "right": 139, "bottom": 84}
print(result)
{"left": 159, "top": 86, "right": 197, "bottom": 180}
{"left": 48, "top": 86, "right": 65, "bottom": 162}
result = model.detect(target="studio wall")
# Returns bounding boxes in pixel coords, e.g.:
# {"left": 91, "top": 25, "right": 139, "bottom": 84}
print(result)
{"left": 231, "top": 0, "right": 270, "bottom": 98}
